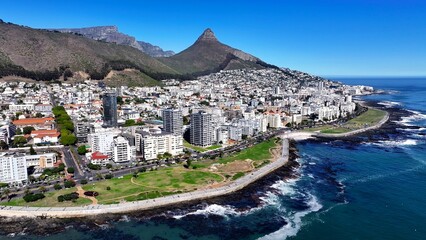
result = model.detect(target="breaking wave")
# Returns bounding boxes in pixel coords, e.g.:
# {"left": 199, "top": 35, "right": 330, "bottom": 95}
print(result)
{"left": 258, "top": 194, "right": 322, "bottom": 240}
{"left": 377, "top": 101, "right": 401, "bottom": 108}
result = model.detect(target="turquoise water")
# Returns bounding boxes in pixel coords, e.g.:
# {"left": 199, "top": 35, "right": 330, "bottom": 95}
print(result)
{"left": 2, "top": 78, "right": 425, "bottom": 239}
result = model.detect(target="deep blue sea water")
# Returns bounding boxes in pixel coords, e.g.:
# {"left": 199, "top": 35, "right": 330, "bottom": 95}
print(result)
{"left": 3, "top": 78, "right": 426, "bottom": 240}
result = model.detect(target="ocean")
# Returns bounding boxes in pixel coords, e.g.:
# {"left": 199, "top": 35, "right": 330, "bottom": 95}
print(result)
{"left": 2, "top": 78, "right": 426, "bottom": 240}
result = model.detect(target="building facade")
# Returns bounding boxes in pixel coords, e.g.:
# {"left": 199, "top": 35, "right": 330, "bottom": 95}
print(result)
{"left": 102, "top": 92, "right": 118, "bottom": 127}
{"left": 190, "top": 111, "right": 213, "bottom": 147}
{"left": 162, "top": 108, "right": 183, "bottom": 135}
{"left": 111, "top": 136, "right": 135, "bottom": 163}
{"left": 0, "top": 153, "right": 28, "bottom": 184}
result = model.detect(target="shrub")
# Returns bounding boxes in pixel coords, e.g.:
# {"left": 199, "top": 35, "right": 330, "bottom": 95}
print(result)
{"left": 106, "top": 186, "right": 111, "bottom": 191}
{"left": 87, "top": 163, "right": 102, "bottom": 170}
{"left": 77, "top": 145, "right": 87, "bottom": 155}
{"left": 104, "top": 174, "right": 113, "bottom": 179}
{"left": 54, "top": 183, "right": 62, "bottom": 190}
{"left": 58, "top": 192, "right": 79, "bottom": 202}
{"left": 80, "top": 179, "right": 88, "bottom": 185}
{"left": 23, "top": 193, "right": 45, "bottom": 202}
{"left": 64, "top": 180, "right": 76, "bottom": 188}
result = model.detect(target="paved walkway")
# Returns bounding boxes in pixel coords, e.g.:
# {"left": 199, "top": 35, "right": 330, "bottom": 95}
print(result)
{"left": 0, "top": 140, "right": 290, "bottom": 219}
{"left": 75, "top": 185, "right": 98, "bottom": 205}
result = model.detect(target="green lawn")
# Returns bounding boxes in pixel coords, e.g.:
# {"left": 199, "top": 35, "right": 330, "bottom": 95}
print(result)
{"left": 218, "top": 139, "right": 276, "bottom": 164}
{"left": 82, "top": 167, "right": 223, "bottom": 204}
{"left": 1, "top": 187, "right": 92, "bottom": 207}
{"left": 347, "top": 108, "right": 386, "bottom": 126}
{"left": 304, "top": 108, "right": 387, "bottom": 134}
{"left": 2, "top": 139, "right": 279, "bottom": 206}
{"left": 183, "top": 140, "right": 221, "bottom": 152}
{"left": 206, "top": 145, "right": 222, "bottom": 150}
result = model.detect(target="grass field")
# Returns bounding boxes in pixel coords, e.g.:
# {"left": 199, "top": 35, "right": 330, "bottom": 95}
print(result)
{"left": 304, "top": 108, "right": 387, "bottom": 134}
{"left": 2, "top": 139, "right": 278, "bottom": 206}
{"left": 82, "top": 167, "right": 223, "bottom": 204}
{"left": 183, "top": 140, "right": 221, "bottom": 152}
{"left": 218, "top": 139, "right": 276, "bottom": 165}
{"left": 1, "top": 187, "right": 92, "bottom": 207}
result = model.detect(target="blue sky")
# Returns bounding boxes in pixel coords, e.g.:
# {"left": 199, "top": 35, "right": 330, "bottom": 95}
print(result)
{"left": 1, "top": 0, "right": 425, "bottom": 76}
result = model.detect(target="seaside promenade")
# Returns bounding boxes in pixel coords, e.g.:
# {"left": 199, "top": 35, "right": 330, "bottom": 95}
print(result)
{"left": 285, "top": 108, "right": 390, "bottom": 140}
{"left": 0, "top": 140, "right": 290, "bottom": 219}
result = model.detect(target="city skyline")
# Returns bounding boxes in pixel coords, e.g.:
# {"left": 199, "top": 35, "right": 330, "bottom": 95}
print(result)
{"left": 1, "top": 0, "right": 425, "bottom": 77}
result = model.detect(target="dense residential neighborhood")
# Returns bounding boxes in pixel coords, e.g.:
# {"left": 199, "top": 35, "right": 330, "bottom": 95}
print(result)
{"left": 0, "top": 69, "right": 374, "bottom": 188}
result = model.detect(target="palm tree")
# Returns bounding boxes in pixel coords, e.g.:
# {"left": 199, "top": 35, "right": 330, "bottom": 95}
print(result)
{"left": 39, "top": 186, "right": 46, "bottom": 193}
{"left": 96, "top": 173, "right": 104, "bottom": 180}
{"left": 3, "top": 189, "right": 11, "bottom": 199}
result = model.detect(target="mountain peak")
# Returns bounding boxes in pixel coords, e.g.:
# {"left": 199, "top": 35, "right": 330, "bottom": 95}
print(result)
{"left": 197, "top": 28, "right": 217, "bottom": 42}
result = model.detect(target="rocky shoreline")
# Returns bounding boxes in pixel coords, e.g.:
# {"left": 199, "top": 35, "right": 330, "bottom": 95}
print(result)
{"left": 0, "top": 101, "right": 415, "bottom": 237}
{"left": 0, "top": 140, "right": 300, "bottom": 236}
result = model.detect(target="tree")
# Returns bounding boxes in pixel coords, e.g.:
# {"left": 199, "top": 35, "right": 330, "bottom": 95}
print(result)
{"left": 39, "top": 186, "right": 46, "bottom": 193}
{"left": 15, "top": 128, "right": 22, "bottom": 135}
{"left": 23, "top": 126, "right": 35, "bottom": 135}
{"left": 13, "top": 136, "right": 27, "bottom": 146}
{"left": 67, "top": 167, "right": 75, "bottom": 174}
{"left": 63, "top": 69, "right": 73, "bottom": 81}
{"left": 95, "top": 173, "right": 104, "bottom": 180}
{"left": 183, "top": 116, "right": 190, "bottom": 125}
{"left": 80, "top": 179, "right": 88, "bottom": 185}
{"left": 124, "top": 119, "right": 135, "bottom": 126}
{"left": 77, "top": 145, "right": 87, "bottom": 155}
{"left": 117, "top": 96, "right": 123, "bottom": 105}
{"left": 64, "top": 180, "right": 76, "bottom": 188}
{"left": 54, "top": 184, "right": 62, "bottom": 190}
{"left": 35, "top": 112, "right": 43, "bottom": 118}
{"left": 3, "top": 189, "right": 10, "bottom": 199}
{"left": 0, "top": 141, "right": 8, "bottom": 150}
{"left": 60, "top": 130, "right": 77, "bottom": 145}
{"left": 163, "top": 152, "right": 172, "bottom": 159}
{"left": 106, "top": 163, "right": 113, "bottom": 169}
{"left": 29, "top": 146, "right": 37, "bottom": 155}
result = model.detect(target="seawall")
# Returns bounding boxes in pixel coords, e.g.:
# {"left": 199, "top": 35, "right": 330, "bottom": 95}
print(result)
{"left": 0, "top": 139, "right": 289, "bottom": 219}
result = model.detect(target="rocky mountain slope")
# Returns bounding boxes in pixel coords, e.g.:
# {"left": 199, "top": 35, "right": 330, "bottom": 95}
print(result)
{"left": 158, "top": 28, "right": 276, "bottom": 75}
{"left": 0, "top": 21, "right": 178, "bottom": 81}
{"left": 53, "top": 26, "right": 175, "bottom": 57}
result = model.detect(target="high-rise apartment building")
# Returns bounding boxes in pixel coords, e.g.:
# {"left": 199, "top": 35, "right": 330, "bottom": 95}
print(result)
{"left": 190, "top": 111, "right": 212, "bottom": 147}
{"left": 162, "top": 108, "right": 183, "bottom": 135}
{"left": 103, "top": 92, "right": 118, "bottom": 127}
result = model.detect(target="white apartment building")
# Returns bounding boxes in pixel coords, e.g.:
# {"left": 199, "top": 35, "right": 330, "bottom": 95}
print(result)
{"left": 25, "top": 153, "right": 57, "bottom": 168}
{"left": 190, "top": 111, "right": 213, "bottom": 147}
{"left": 268, "top": 114, "right": 282, "bottom": 128}
{"left": 87, "top": 130, "right": 118, "bottom": 155}
{"left": 9, "top": 104, "right": 35, "bottom": 111}
{"left": 111, "top": 136, "right": 135, "bottom": 163}
{"left": 138, "top": 130, "right": 183, "bottom": 160}
{"left": 0, "top": 153, "right": 28, "bottom": 184}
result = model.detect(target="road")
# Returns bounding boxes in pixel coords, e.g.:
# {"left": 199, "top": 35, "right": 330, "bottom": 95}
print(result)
{"left": 62, "top": 147, "right": 84, "bottom": 179}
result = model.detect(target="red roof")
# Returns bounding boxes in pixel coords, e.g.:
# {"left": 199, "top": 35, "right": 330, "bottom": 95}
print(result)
{"left": 91, "top": 151, "right": 109, "bottom": 160}
{"left": 31, "top": 129, "right": 60, "bottom": 138}
{"left": 13, "top": 117, "right": 54, "bottom": 126}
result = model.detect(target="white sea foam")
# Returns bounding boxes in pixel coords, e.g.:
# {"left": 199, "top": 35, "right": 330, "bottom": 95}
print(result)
{"left": 172, "top": 204, "right": 241, "bottom": 219}
{"left": 397, "top": 127, "right": 426, "bottom": 132}
{"left": 373, "top": 139, "right": 418, "bottom": 147}
{"left": 377, "top": 101, "right": 401, "bottom": 108}
{"left": 258, "top": 194, "right": 322, "bottom": 240}
{"left": 398, "top": 110, "right": 426, "bottom": 126}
